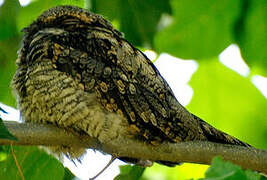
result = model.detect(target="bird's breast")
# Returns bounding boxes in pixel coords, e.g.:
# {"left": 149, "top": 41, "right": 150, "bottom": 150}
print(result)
{"left": 16, "top": 59, "right": 129, "bottom": 143}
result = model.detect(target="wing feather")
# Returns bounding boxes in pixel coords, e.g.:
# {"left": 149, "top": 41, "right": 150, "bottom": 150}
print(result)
{"left": 45, "top": 26, "right": 193, "bottom": 143}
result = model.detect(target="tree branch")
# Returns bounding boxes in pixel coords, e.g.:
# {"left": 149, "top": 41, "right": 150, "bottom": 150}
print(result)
{"left": 1, "top": 121, "right": 266, "bottom": 173}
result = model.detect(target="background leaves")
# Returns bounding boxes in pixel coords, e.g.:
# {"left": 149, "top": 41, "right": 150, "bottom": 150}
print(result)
{"left": 235, "top": 0, "right": 267, "bottom": 75}
{"left": 91, "top": 0, "right": 171, "bottom": 47}
{"left": 155, "top": 0, "right": 242, "bottom": 60}
{"left": 187, "top": 59, "right": 267, "bottom": 149}
{"left": 0, "top": 0, "right": 21, "bottom": 107}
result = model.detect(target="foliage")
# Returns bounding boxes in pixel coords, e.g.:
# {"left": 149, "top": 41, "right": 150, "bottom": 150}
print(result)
{"left": 91, "top": 0, "right": 171, "bottom": 47}
{"left": 0, "top": 146, "right": 74, "bottom": 180}
{"left": 155, "top": 0, "right": 242, "bottom": 60}
{"left": 235, "top": 0, "right": 267, "bottom": 75}
{"left": 0, "top": 107, "right": 17, "bottom": 140}
{"left": 154, "top": 0, "right": 267, "bottom": 75}
{"left": 202, "top": 157, "right": 263, "bottom": 180}
{"left": 0, "top": 0, "right": 266, "bottom": 179}
{"left": 187, "top": 59, "right": 267, "bottom": 149}
{"left": 0, "top": 118, "right": 17, "bottom": 140}
{"left": 114, "top": 165, "right": 146, "bottom": 180}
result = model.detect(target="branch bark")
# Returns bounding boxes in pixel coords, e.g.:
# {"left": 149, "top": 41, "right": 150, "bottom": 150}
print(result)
{"left": 1, "top": 121, "right": 267, "bottom": 173}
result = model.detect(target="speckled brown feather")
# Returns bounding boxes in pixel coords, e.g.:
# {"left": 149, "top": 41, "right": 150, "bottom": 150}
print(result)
{"left": 12, "top": 5, "right": 249, "bottom": 163}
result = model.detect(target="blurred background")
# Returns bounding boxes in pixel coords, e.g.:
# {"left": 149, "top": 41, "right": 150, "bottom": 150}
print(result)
{"left": 0, "top": 0, "right": 266, "bottom": 179}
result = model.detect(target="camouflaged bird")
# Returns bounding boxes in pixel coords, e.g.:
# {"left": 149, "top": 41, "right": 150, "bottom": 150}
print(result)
{"left": 12, "top": 5, "right": 250, "bottom": 165}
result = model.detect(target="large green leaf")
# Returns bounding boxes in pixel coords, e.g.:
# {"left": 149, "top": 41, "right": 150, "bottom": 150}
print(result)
{"left": 115, "top": 165, "right": 146, "bottom": 180}
{"left": 0, "top": 108, "right": 17, "bottom": 140}
{"left": 0, "top": 0, "right": 21, "bottom": 107}
{"left": 0, "top": 146, "right": 8, "bottom": 162}
{"left": 235, "top": 0, "right": 267, "bottom": 75}
{"left": 91, "top": 0, "right": 171, "bottom": 47}
{"left": 0, "top": 0, "right": 20, "bottom": 41}
{"left": 143, "top": 162, "right": 209, "bottom": 180}
{"left": 0, "top": 118, "right": 17, "bottom": 140}
{"left": 63, "top": 167, "right": 75, "bottom": 180}
{"left": 187, "top": 60, "right": 267, "bottom": 149}
{"left": 155, "top": 0, "right": 242, "bottom": 59}
{"left": 0, "top": 146, "right": 69, "bottom": 180}
{"left": 202, "top": 157, "right": 262, "bottom": 180}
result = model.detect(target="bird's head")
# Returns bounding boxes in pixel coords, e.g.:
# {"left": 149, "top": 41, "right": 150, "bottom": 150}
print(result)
{"left": 18, "top": 5, "right": 122, "bottom": 65}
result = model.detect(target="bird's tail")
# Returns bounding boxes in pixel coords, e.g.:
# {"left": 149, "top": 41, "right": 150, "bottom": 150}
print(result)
{"left": 156, "top": 114, "right": 251, "bottom": 167}
{"left": 192, "top": 114, "right": 251, "bottom": 147}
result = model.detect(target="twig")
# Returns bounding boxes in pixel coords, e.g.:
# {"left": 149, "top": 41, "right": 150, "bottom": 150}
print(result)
{"left": 89, "top": 156, "right": 117, "bottom": 180}
{"left": 0, "top": 121, "right": 267, "bottom": 173}
{"left": 10, "top": 144, "right": 25, "bottom": 180}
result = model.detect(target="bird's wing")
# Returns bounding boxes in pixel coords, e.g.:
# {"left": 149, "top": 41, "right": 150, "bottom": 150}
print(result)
{"left": 26, "top": 12, "right": 200, "bottom": 143}
{"left": 80, "top": 30, "right": 195, "bottom": 143}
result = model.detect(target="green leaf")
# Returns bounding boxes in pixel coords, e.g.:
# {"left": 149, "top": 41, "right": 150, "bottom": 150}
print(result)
{"left": 0, "top": 146, "right": 67, "bottom": 180}
{"left": 0, "top": 146, "right": 8, "bottom": 162}
{"left": 187, "top": 60, "right": 267, "bottom": 149}
{"left": 91, "top": 0, "right": 171, "bottom": 47}
{"left": 235, "top": 0, "right": 267, "bottom": 75}
{"left": 63, "top": 167, "right": 75, "bottom": 180}
{"left": 114, "top": 165, "right": 146, "bottom": 180}
{"left": 0, "top": 118, "right": 17, "bottom": 140}
{"left": 202, "top": 157, "right": 261, "bottom": 180}
{"left": 155, "top": 0, "right": 242, "bottom": 59}
{"left": 143, "top": 162, "right": 209, "bottom": 180}
{"left": 0, "top": 0, "right": 21, "bottom": 107}
{"left": 0, "top": 0, "right": 20, "bottom": 41}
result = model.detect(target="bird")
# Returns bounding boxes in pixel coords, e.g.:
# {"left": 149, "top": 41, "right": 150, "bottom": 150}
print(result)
{"left": 11, "top": 5, "right": 250, "bottom": 166}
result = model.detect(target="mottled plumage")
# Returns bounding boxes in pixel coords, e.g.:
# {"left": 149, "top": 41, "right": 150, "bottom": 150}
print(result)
{"left": 12, "top": 6, "right": 249, "bottom": 164}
